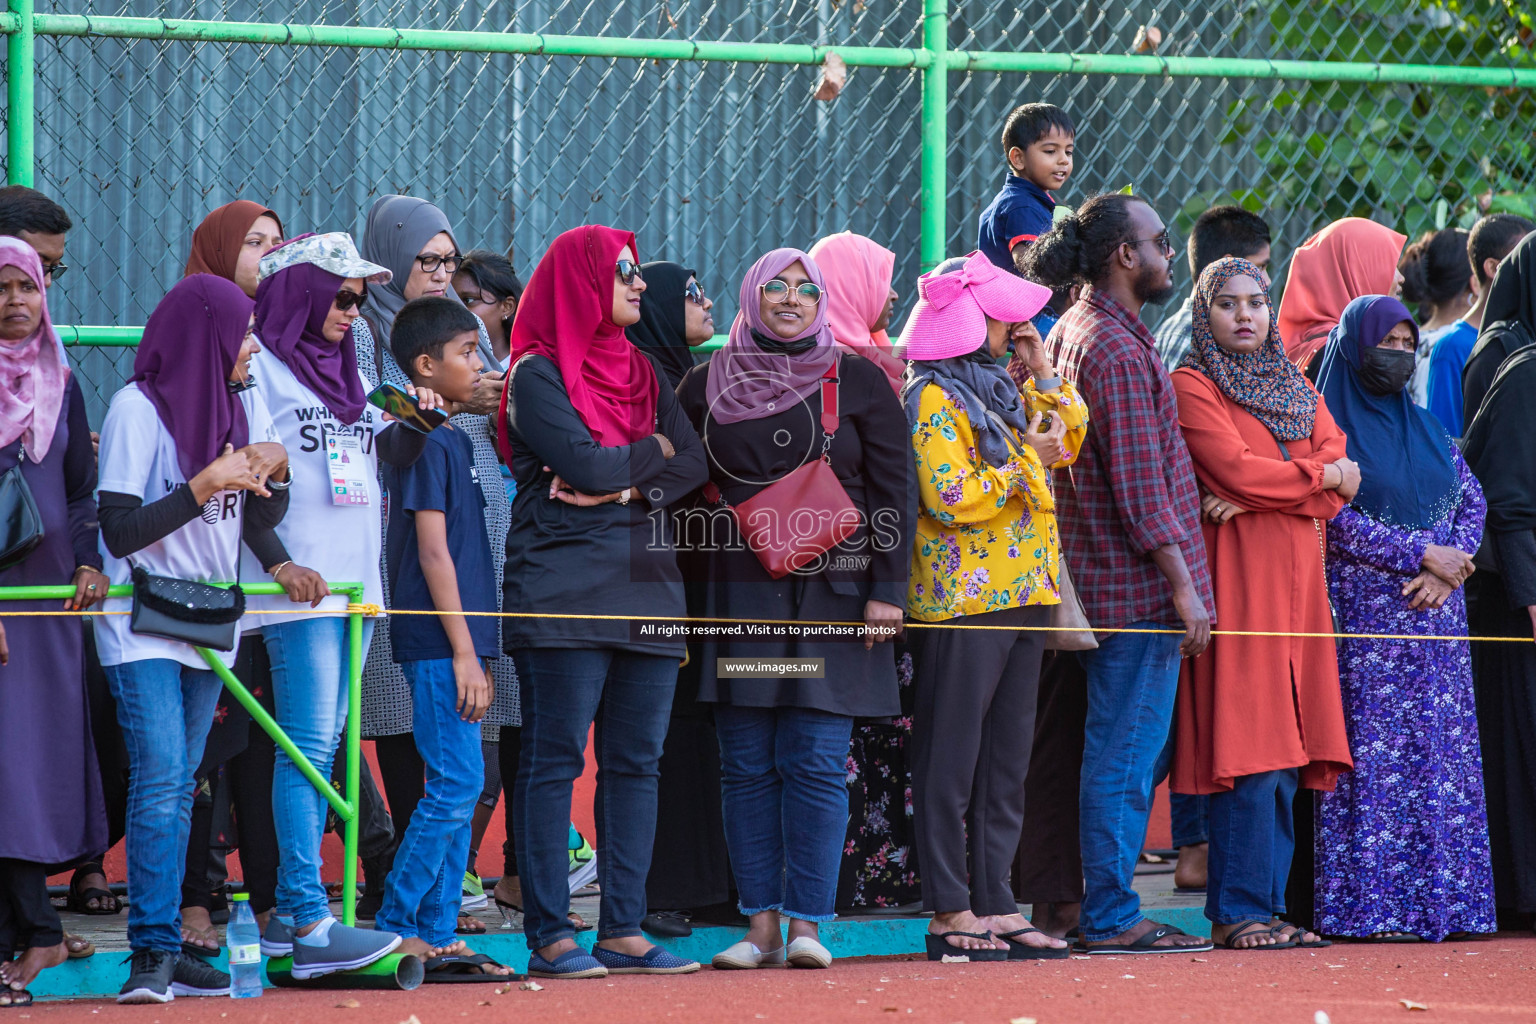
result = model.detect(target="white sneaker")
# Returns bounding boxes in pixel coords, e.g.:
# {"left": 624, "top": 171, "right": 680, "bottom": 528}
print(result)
{"left": 786, "top": 936, "right": 832, "bottom": 969}
{"left": 711, "top": 941, "right": 787, "bottom": 970}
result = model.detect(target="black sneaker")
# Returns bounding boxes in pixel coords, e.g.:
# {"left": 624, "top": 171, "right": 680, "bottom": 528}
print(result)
{"left": 118, "top": 949, "right": 176, "bottom": 1004}
{"left": 171, "top": 953, "right": 230, "bottom": 997}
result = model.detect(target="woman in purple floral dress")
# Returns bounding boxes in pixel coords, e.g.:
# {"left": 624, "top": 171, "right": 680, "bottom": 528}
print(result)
{"left": 1312, "top": 296, "right": 1495, "bottom": 941}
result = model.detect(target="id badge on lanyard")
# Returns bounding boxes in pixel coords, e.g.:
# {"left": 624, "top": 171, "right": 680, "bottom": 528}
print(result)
{"left": 326, "top": 429, "right": 371, "bottom": 507}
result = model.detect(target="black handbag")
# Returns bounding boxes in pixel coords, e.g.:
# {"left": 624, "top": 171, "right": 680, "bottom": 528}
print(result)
{"left": 0, "top": 442, "right": 45, "bottom": 572}
{"left": 128, "top": 493, "right": 246, "bottom": 652}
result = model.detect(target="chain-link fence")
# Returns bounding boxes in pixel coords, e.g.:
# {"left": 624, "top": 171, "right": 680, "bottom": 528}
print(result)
{"left": 3, "top": 0, "right": 1534, "bottom": 420}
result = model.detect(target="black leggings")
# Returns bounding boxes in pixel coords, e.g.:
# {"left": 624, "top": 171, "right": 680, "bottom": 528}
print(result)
{"left": 374, "top": 732, "right": 426, "bottom": 839}
{"left": 0, "top": 860, "right": 62, "bottom": 955}
{"left": 498, "top": 726, "right": 522, "bottom": 878}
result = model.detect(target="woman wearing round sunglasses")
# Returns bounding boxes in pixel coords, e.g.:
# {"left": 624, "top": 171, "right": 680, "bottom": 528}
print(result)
{"left": 241, "top": 231, "right": 419, "bottom": 977}
{"left": 676, "top": 248, "right": 910, "bottom": 970}
{"left": 356, "top": 196, "right": 525, "bottom": 931}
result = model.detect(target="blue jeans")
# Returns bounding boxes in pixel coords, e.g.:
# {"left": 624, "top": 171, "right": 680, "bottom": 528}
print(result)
{"left": 376, "top": 659, "right": 481, "bottom": 947}
{"left": 106, "top": 658, "right": 222, "bottom": 953}
{"left": 265, "top": 617, "right": 374, "bottom": 928}
{"left": 1171, "top": 793, "right": 1210, "bottom": 849}
{"left": 1206, "top": 769, "right": 1298, "bottom": 925}
{"left": 511, "top": 648, "right": 676, "bottom": 950}
{"left": 1077, "top": 622, "right": 1183, "bottom": 942}
{"left": 715, "top": 705, "right": 853, "bottom": 922}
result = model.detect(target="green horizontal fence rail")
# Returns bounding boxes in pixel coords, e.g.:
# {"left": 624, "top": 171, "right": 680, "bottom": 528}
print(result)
{"left": 7, "top": 6, "right": 1536, "bottom": 354}
{"left": 0, "top": 581, "right": 369, "bottom": 925}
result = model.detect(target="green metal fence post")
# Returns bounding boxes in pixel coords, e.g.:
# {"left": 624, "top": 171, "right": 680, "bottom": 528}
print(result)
{"left": 5, "top": 0, "right": 35, "bottom": 186}
{"left": 918, "top": 0, "right": 948, "bottom": 270}
{"left": 198, "top": 648, "right": 357, "bottom": 821}
{"left": 341, "top": 596, "right": 364, "bottom": 926}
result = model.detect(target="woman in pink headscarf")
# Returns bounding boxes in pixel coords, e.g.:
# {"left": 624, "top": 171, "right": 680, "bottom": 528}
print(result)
{"left": 808, "top": 231, "right": 905, "bottom": 391}
{"left": 677, "top": 246, "right": 910, "bottom": 971}
{"left": 0, "top": 236, "right": 110, "bottom": 1006}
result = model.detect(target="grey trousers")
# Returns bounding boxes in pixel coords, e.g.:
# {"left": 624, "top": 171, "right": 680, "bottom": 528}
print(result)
{"left": 910, "top": 604, "right": 1049, "bottom": 916}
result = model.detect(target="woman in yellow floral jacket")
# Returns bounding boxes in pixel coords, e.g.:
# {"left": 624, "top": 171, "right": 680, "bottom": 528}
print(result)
{"left": 900, "top": 252, "right": 1087, "bottom": 963}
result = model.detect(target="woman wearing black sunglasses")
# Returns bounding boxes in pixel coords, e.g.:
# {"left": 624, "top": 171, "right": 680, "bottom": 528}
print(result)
{"left": 241, "top": 231, "right": 419, "bottom": 976}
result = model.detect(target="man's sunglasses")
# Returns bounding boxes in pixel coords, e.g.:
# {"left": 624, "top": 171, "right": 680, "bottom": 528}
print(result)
{"left": 616, "top": 260, "right": 644, "bottom": 285}
{"left": 334, "top": 287, "right": 368, "bottom": 312}
{"left": 685, "top": 280, "right": 707, "bottom": 306}
{"left": 42, "top": 261, "right": 67, "bottom": 282}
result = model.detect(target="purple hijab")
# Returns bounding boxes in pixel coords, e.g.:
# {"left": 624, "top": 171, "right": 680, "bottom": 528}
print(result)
{"left": 253, "top": 250, "right": 367, "bottom": 423}
{"left": 704, "top": 247, "right": 838, "bottom": 424}
{"left": 132, "top": 274, "right": 254, "bottom": 481}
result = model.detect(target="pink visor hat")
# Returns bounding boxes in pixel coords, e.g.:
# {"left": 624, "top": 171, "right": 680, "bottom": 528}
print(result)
{"left": 900, "top": 251, "right": 1052, "bottom": 362}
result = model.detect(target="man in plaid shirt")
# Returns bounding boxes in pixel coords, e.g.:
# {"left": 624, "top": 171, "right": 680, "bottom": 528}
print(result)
{"left": 1023, "top": 192, "right": 1215, "bottom": 954}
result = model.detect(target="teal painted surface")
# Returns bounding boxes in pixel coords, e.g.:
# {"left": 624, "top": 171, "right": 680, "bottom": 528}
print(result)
{"left": 27, "top": 909, "right": 1213, "bottom": 1000}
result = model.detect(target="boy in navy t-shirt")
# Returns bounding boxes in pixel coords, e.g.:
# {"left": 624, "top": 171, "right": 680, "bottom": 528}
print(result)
{"left": 375, "top": 296, "right": 511, "bottom": 977}
{"left": 977, "top": 102, "right": 1075, "bottom": 273}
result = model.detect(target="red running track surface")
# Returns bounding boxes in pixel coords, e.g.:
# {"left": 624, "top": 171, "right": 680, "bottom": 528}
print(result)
{"left": 21, "top": 936, "right": 1536, "bottom": 1024}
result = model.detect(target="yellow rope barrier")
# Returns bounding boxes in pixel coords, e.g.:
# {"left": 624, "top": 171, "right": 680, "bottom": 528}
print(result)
{"left": 4, "top": 603, "right": 1528, "bottom": 642}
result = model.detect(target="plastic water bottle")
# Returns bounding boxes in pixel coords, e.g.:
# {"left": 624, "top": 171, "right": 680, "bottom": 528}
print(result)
{"left": 226, "top": 893, "right": 263, "bottom": 999}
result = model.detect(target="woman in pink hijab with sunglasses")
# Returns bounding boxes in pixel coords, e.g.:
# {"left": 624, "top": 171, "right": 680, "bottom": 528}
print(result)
{"left": 808, "top": 232, "right": 906, "bottom": 392}
{"left": 677, "top": 246, "right": 910, "bottom": 971}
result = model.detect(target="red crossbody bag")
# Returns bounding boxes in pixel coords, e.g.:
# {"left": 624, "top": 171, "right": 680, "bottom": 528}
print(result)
{"left": 702, "top": 360, "right": 860, "bottom": 579}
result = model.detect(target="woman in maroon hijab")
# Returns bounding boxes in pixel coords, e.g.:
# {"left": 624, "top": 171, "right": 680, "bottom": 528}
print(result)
{"left": 184, "top": 200, "right": 285, "bottom": 298}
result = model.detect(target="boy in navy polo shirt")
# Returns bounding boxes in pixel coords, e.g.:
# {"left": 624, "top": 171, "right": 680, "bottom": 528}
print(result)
{"left": 978, "top": 103, "right": 1075, "bottom": 273}
{"left": 375, "top": 296, "right": 511, "bottom": 978}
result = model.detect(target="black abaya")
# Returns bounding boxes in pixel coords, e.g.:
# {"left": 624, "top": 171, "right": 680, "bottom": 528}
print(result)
{"left": 1463, "top": 343, "right": 1536, "bottom": 915}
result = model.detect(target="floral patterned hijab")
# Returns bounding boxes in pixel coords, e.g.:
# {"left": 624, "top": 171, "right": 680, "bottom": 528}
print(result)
{"left": 1180, "top": 256, "right": 1318, "bottom": 441}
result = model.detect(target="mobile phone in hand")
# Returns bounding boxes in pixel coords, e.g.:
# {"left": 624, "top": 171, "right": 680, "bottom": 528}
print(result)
{"left": 367, "top": 382, "right": 448, "bottom": 433}
{"left": 1037, "top": 414, "right": 1053, "bottom": 432}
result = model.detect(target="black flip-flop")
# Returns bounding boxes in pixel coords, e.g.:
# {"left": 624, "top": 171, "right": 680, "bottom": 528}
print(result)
{"left": 1085, "top": 923, "right": 1215, "bottom": 955}
{"left": 1270, "top": 921, "right": 1331, "bottom": 948}
{"left": 0, "top": 988, "right": 32, "bottom": 1009}
{"left": 924, "top": 931, "right": 1008, "bottom": 962}
{"left": 1358, "top": 932, "right": 1421, "bottom": 944}
{"left": 996, "top": 926, "right": 1071, "bottom": 960}
{"left": 181, "top": 940, "right": 220, "bottom": 959}
{"left": 422, "top": 952, "right": 518, "bottom": 983}
{"left": 456, "top": 915, "right": 487, "bottom": 936}
{"left": 1174, "top": 886, "right": 1207, "bottom": 895}
{"left": 1217, "top": 921, "right": 1295, "bottom": 951}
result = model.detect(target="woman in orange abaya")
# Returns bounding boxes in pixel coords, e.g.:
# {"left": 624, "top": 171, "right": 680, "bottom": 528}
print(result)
{"left": 1171, "top": 257, "right": 1356, "bottom": 951}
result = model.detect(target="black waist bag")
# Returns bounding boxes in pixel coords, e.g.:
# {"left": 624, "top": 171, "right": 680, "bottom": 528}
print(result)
{"left": 129, "top": 564, "right": 246, "bottom": 652}
{"left": 129, "top": 488, "right": 249, "bottom": 652}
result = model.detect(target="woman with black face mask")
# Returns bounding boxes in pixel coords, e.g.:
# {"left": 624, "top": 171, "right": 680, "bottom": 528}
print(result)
{"left": 1308, "top": 295, "right": 1494, "bottom": 942}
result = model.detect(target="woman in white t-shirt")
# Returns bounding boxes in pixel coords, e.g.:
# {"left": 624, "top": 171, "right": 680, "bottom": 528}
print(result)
{"left": 95, "top": 274, "right": 292, "bottom": 1003}
{"left": 242, "top": 232, "right": 409, "bottom": 978}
